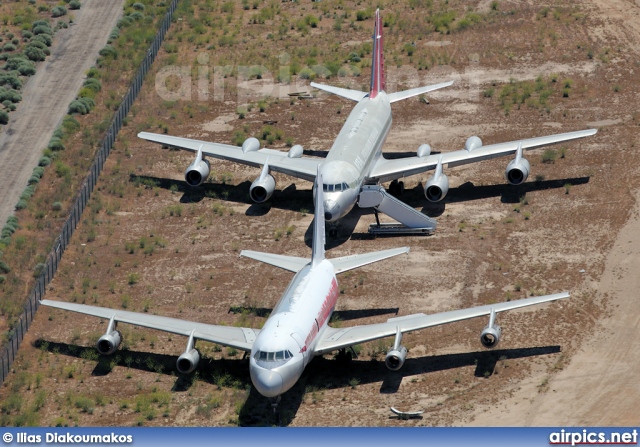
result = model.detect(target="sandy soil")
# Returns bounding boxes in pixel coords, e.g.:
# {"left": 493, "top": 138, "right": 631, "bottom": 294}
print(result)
{"left": 0, "top": 0, "right": 124, "bottom": 227}
{"left": 468, "top": 189, "right": 640, "bottom": 426}
{"left": 3, "top": 0, "right": 640, "bottom": 427}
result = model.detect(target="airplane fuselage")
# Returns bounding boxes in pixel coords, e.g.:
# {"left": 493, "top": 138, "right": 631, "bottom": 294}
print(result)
{"left": 320, "top": 92, "right": 392, "bottom": 221}
{"left": 249, "top": 259, "right": 339, "bottom": 397}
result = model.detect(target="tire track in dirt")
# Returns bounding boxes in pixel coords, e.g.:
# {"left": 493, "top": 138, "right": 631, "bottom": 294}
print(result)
{"left": 0, "top": 0, "right": 124, "bottom": 227}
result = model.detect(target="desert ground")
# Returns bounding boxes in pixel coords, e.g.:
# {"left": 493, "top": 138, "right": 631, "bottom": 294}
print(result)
{"left": 2, "top": 0, "right": 640, "bottom": 427}
{"left": 0, "top": 0, "right": 124, "bottom": 228}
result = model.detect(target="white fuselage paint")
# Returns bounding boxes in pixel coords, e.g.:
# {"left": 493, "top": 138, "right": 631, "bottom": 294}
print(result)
{"left": 249, "top": 259, "right": 340, "bottom": 397}
{"left": 321, "top": 92, "right": 392, "bottom": 221}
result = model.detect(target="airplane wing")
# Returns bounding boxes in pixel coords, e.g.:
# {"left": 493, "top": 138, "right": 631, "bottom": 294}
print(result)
{"left": 368, "top": 129, "right": 597, "bottom": 184}
{"left": 137, "top": 132, "right": 322, "bottom": 182}
{"left": 40, "top": 299, "right": 258, "bottom": 352}
{"left": 314, "top": 292, "right": 569, "bottom": 355}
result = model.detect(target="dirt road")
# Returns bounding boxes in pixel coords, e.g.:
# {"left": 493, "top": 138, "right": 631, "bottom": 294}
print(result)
{"left": 0, "top": 0, "right": 124, "bottom": 227}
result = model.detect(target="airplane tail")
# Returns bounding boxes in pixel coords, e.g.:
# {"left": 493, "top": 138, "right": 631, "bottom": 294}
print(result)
{"left": 310, "top": 168, "right": 325, "bottom": 266}
{"left": 369, "top": 8, "right": 385, "bottom": 99}
{"left": 311, "top": 9, "right": 453, "bottom": 103}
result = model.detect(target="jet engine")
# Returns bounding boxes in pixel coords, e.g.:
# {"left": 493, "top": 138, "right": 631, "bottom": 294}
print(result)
{"left": 249, "top": 162, "right": 276, "bottom": 203}
{"left": 177, "top": 348, "right": 200, "bottom": 374}
{"left": 480, "top": 309, "right": 502, "bottom": 348}
{"left": 385, "top": 346, "right": 408, "bottom": 371}
{"left": 176, "top": 331, "right": 200, "bottom": 374}
{"left": 385, "top": 327, "right": 408, "bottom": 371}
{"left": 505, "top": 142, "right": 530, "bottom": 185}
{"left": 184, "top": 145, "right": 210, "bottom": 186}
{"left": 424, "top": 156, "right": 448, "bottom": 202}
{"left": 96, "top": 317, "right": 121, "bottom": 355}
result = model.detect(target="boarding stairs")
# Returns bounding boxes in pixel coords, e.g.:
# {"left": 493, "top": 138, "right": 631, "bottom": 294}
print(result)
{"left": 357, "top": 185, "right": 436, "bottom": 235}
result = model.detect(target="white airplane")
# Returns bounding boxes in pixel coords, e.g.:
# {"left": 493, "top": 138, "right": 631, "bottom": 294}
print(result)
{"left": 40, "top": 169, "right": 570, "bottom": 406}
{"left": 138, "top": 9, "right": 596, "bottom": 232}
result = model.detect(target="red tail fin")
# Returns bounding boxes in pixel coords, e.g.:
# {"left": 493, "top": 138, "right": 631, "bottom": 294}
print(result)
{"left": 369, "top": 9, "right": 385, "bottom": 99}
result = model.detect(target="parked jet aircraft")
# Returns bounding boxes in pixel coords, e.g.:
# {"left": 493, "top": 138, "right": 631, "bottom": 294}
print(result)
{"left": 40, "top": 169, "right": 570, "bottom": 405}
{"left": 138, "top": 9, "right": 596, "bottom": 231}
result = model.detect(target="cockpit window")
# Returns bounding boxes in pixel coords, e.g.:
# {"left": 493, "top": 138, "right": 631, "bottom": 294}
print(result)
{"left": 323, "top": 183, "right": 349, "bottom": 192}
{"left": 254, "top": 350, "right": 293, "bottom": 364}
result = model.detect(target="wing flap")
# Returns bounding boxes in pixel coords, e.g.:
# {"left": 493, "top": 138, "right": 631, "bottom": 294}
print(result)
{"left": 138, "top": 132, "right": 321, "bottom": 182}
{"left": 40, "top": 300, "right": 256, "bottom": 351}
{"left": 315, "top": 292, "right": 569, "bottom": 354}
{"left": 369, "top": 129, "right": 597, "bottom": 183}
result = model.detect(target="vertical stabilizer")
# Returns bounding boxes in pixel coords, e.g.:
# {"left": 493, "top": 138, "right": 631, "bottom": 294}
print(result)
{"left": 369, "top": 9, "right": 385, "bottom": 99}
{"left": 311, "top": 169, "right": 325, "bottom": 266}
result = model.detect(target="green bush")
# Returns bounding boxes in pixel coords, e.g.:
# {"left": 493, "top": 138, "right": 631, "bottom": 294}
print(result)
{"left": 0, "top": 275, "right": 6, "bottom": 284}
{"left": 0, "top": 110, "right": 9, "bottom": 125}
{"left": 32, "top": 34, "right": 52, "bottom": 46}
{"left": 98, "top": 45, "right": 118, "bottom": 59}
{"left": 2, "top": 43, "right": 16, "bottom": 52}
{"left": 48, "top": 137, "right": 65, "bottom": 151}
{"left": 51, "top": 202, "right": 62, "bottom": 211}
{"left": 0, "top": 260, "right": 10, "bottom": 274}
{"left": 52, "top": 6, "right": 67, "bottom": 17}
{"left": 39, "top": 156, "right": 51, "bottom": 166}
{"left": 32, "top": 25, "right": 52, "bottom": 36}
{"left": 132, "top": 2, "right": 145, "bottom": 10}
{"left": 15, "top": 199, "right": 27, "bottom": 210}
{"left": 18, "top": 63, "right": 36, "bottom": 76}
{"left": 0, "top": 73, "right": 22, "bottom": 89}
{"left": 69, "top": 0, "right": 81, "bottom": 10}
{"left": 24, "top": 46, "right": 46, "bottom": 61}
{"left": 83, "top": 78, "right": 101, "bottom": 92}
{"left": 22, "top": 30, "right": 33, "bottom": 39}
{"left": 0, "top": 88, "right": 21, "bottom": 103}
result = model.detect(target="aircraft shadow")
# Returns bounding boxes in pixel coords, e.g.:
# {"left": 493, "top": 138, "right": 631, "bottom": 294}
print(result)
{"left": 34, "top": 339, "right": 559, "bottom": 426}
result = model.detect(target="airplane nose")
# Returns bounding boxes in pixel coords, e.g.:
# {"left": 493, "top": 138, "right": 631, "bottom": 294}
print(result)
{"left": 324, "top": 199, "right": 340, "bottom": 221}
{"left": 254, "top": 370, "right": 283, "bottom": 397}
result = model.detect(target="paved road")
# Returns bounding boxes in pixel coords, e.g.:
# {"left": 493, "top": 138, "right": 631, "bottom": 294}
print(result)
{"left": 0, "top": 0, "right": 124, "bottom": 227}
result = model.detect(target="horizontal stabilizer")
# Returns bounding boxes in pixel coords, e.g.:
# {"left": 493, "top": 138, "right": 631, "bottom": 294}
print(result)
{"left": 330, "top": 247, "right": 409, "bottom": 274}
{"left": 387, "top": 80, "right": 454, "bottom": 103}
{"left": 311, "top": 82, "right": 368, "bottom": 102}
{"left": 239, "top": 250, "right": 309, "bottom": 273}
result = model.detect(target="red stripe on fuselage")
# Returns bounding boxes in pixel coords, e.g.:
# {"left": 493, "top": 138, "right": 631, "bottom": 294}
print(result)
{"left": 304, "top": 277, "right": 339, "bottom": 350}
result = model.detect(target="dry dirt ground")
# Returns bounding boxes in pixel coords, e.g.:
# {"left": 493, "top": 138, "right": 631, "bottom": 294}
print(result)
{"left": 4, "top": 0, "right": 640, "bottom": 427}
{"left": 0, "top": 0, "right": 124, "bottom": 228}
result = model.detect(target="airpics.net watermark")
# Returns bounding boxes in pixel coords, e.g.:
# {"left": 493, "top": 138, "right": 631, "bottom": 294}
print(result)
{"left": 153, "top": 51, "right": 484, "bottom": 107}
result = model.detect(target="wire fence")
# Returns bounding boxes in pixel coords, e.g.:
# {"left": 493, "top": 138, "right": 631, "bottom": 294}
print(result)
{"left": 0, "top": 0, "right": 179, "bottom": 383}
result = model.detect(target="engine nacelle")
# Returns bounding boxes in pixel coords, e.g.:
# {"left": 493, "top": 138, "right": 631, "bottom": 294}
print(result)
{"left": 184, "top": 158, "right": 210, "bottom": 186}
{"left": 505, "top": 157, "right": 530, "bottom": 185}
{"left": 480, "top": 324, "right": 502, "bottom": 348}
{"left": 176, "top": 348, "right": 200, "bottom": 374}
{"left": 424, "top": 172, "right": 449, "bottom": 202}
{"left": 385, "top": 346, "right": 408, "bottom": 371}
{"left": 250, "top": 173, "right": 276, "bottom": 203}
{"left": 96, "top": 330, "right": 122, "bottom": 356}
